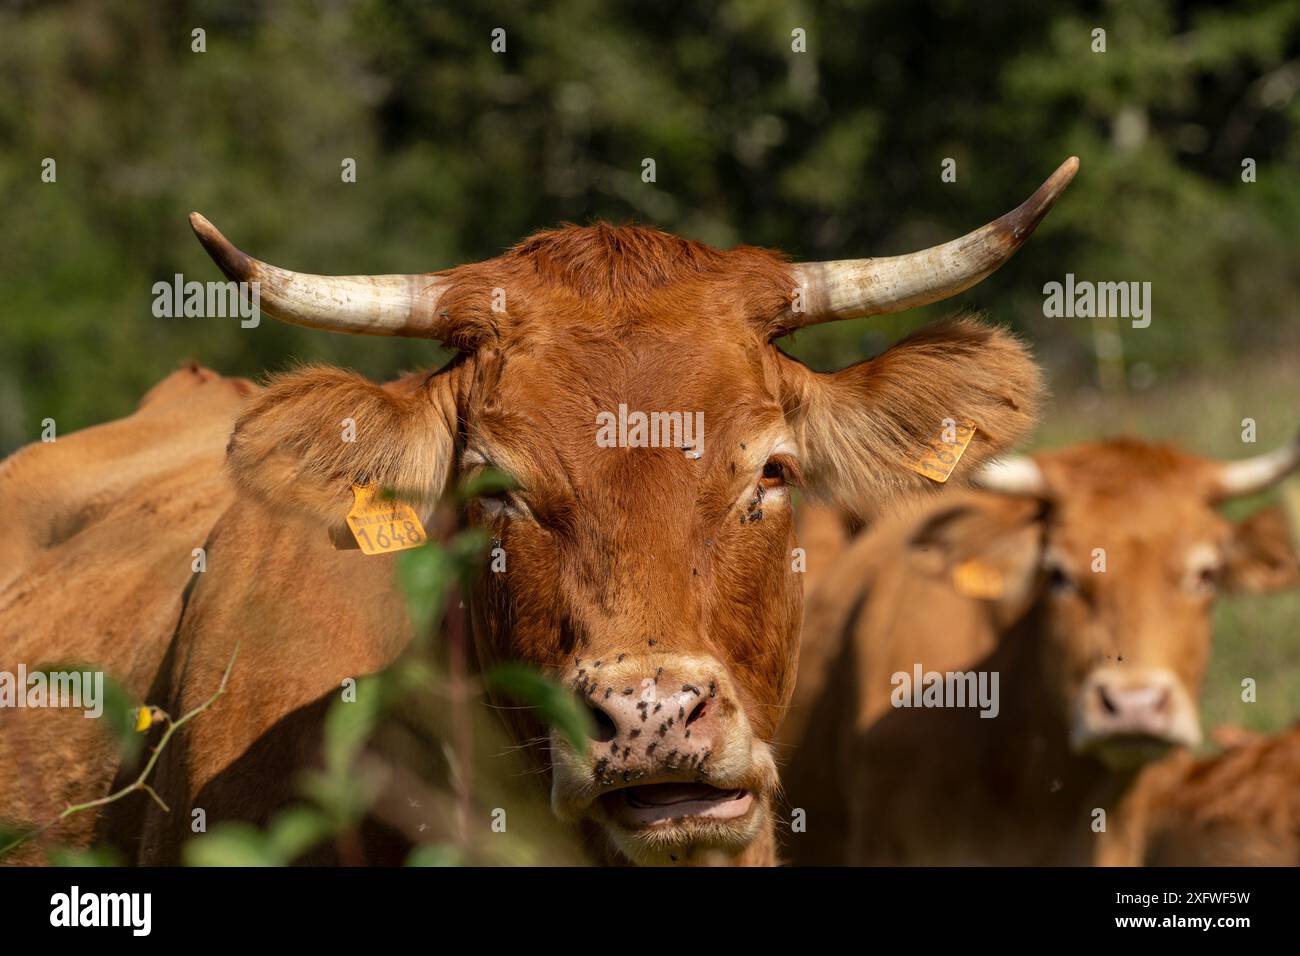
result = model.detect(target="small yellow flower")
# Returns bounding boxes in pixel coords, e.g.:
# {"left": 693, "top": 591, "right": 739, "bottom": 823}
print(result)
{"left": 134, "top": 705, "right": 168, "bottom": 732}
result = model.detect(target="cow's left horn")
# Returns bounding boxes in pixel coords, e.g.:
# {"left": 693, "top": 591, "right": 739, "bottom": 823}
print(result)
{"left": 188, "top": 213, "right": 451, "bottom": 338}
{"left": 1213, "top": 431, "right": 1300, "bottom": 500}
{"left": 783, "top": 157, "right": 1078, "bottom": 330}
{"left": 973, "top": 455, "right": 1048, "bottom": 496}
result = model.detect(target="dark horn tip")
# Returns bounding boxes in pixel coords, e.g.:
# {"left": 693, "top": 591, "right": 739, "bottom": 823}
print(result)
{"left": 189, "top": 212, "right": 256, "bottom": 281}
{"left": 1003, "top": 156, "right": 1081, "bottom": 241}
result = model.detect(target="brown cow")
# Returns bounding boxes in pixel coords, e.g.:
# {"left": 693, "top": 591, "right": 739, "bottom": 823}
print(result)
{"left": 1137, "top": 723, "right": 1300, "bottom": 866}
{"left": 783, "top": 435, "right": 1300, "bottom": 865}
{"left": 0, "top": 365, "right": 254, "bottom": 863}
{"left": 130, "top": 159, "right": 1075, "bottom": 866}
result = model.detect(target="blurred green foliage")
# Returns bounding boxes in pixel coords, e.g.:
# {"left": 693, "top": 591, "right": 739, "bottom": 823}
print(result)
{"left": 3, "top": 0, "right": 1298, "bottom": 453}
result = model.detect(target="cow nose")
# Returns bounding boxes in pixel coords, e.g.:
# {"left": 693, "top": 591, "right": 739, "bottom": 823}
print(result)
{"left": 1073, "top": 666, "right": 1201, "bottom": 756}
{"left": 566, "top": 655, "right": 738, "bottom": 782}
{"left": 1097, "top": 681, "right": 1171, "bottom": 722}
{"left": 585, "top": 684, "right": 717, "bottom": 746}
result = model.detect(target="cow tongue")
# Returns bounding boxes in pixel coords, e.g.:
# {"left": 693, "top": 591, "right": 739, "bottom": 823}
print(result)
{"left": 625, "top": 783, "right": 742, "bottom": 807}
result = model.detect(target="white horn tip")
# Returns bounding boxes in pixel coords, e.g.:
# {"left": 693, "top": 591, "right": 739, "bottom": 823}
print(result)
{"left": 974, "top": 456, "right": 1048, "bottom": 496}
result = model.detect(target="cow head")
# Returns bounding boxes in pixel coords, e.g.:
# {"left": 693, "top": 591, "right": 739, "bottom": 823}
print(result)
{"left": 191, "top": 158, "right": 1074, "bottom": 864}
{"left": 911, "top": 436, "right": 1300, "bottom": 771}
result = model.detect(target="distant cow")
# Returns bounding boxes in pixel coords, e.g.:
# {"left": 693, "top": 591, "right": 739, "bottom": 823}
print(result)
{"left": 0, "top": 365, "right": 253, "bottom": 862}
{"left": 783, "top": 435, "right": 1300, "bottom": 865}
{"left": 124, "top": 160, "right": 1079, "bottom": 866}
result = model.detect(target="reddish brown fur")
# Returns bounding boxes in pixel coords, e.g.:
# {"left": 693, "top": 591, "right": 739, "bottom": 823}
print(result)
{"left": 0, "top": 365, "right": 254, "bottom": 863}
{"left": 784, "top": 437, "right": 1300, "bottom": 865}
{"left": 142, "top": 224, "right": 1043, "bottom": 866}
{"left": 4, "top": 224, "right": 1043, "bottom": 866}
{"left": 1137, "top": 724, "right": 1300, "bottom": 865}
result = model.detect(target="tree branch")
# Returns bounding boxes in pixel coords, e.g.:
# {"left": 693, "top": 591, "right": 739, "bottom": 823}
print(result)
{"left": 0, "top": 643, "right": 239, "bottom": 858}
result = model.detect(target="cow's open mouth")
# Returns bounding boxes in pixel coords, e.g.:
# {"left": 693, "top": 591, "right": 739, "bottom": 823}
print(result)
{"left": 603, "top": 783, "right": 754, "bottom": 828}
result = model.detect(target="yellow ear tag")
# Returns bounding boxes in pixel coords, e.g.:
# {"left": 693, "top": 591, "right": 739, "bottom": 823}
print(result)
{"left": 909, "top": 419, "right": 977, "bottom": 483}
{"left": 346, "top": 484, "right": 429, "bottom": 555}
{"left": 952, "top": 559, "right": 1004, "bottom": 599}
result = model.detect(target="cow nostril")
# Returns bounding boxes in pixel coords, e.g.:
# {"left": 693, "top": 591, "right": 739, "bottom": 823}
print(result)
{"left": 1097, "top": 685, "right": 1119, "bottom": 716}
{"left": 587, "top": 704, "right": 618, "bottom": 743}
{"left": 686, "top": 699, "right": 708, "bottom": 727}
{"left": 1153, "top": 687, "right": 1171, "bottom": 714}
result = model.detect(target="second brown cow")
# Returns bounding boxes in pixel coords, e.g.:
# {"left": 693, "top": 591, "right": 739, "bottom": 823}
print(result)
{"left": 783, "top": 434, "right": 1300, "bottom": 865}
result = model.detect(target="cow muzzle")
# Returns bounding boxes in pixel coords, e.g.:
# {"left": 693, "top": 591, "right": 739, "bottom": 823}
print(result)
{"left": 1070, "top": 666, "right": 1202, "bottom": 768}
{"left": 550, "top": 653, "right": 776, "bottom": 865}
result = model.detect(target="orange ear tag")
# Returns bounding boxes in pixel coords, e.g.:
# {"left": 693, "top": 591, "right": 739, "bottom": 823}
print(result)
{"left": 952, "top": 559, "right": 1004, "bottom": 599}
{"left": 908, "top": 419, "right": 977, "bottom": 483}
{"left": 346, "top": 484, "right": 429, "bottom": 555}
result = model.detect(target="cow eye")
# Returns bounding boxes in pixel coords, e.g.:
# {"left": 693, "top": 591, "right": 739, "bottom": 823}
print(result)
{"left": 478, "top": 488, "right": 511, "bottom": 515}
{"left": 1190, "top": 564, "right": 1220, "bottom": 596}
{"left": 759, "top": 454, "right": 800, "bottom": 490}
{"left": 1046, "top": 564, "right": 1076, "bottom": 595}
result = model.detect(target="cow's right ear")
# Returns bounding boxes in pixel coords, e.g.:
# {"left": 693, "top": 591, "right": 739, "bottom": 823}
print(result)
{"left": 1222, "top": 505, "right": 1300, "bottom": 594}
{"left": 226, "top": 365, "right": 457, "bottom": 528}
{"left": 906, "top": 494, "right": 1045, "bottom": 626}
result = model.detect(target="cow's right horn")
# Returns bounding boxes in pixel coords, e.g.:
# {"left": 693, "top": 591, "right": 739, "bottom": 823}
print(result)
{"left": 188, "top": 213, "right": 451, "bottom": 339}
{"left": 1213, "top": 431, "right": 1300, "bottom": 500}
{"left": 974, "top": 455, "right": 1048, "bottom": 496}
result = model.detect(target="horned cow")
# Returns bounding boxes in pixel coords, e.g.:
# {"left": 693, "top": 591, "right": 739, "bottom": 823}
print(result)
{"left": 11, "top": 160, "right": 1077, "bottom": 866}
{"left": 783, "top": 435, "right": 1300, "bottom": 865}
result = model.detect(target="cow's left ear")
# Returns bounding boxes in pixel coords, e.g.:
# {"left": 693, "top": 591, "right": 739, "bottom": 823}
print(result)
{"left": 906, "top": 494, "right": 1045, "bottom": 627}
{"left": 226, "top": 365, "right": 458, "bottom": 528}
{"left": 778, "top": 316, "right": 1044, "bottom": 519}
{"left": 1222, "top": 505, "right": 1300, "bottom": 594}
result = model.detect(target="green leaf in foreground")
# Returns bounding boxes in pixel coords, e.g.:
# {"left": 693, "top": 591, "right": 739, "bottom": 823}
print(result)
{"left": 0, "top": 822, "right": 35, "bottom": 860}
{"left": 456, "top": 467, "right": 519, "bottom": 503}
{"left": 406, "top": 843, "right": 464, "bottom": 867}
{"left": 397, "top": 544, "right": 453, "bottom": 638}
{"left": 47, "top": 845, "right": 124, "bottom": 867}
{"left": 484, "top": 663, "right": 594, "bottom": 759}
{"left": 183, "top": 822, "right": 282, "bottom": 867}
